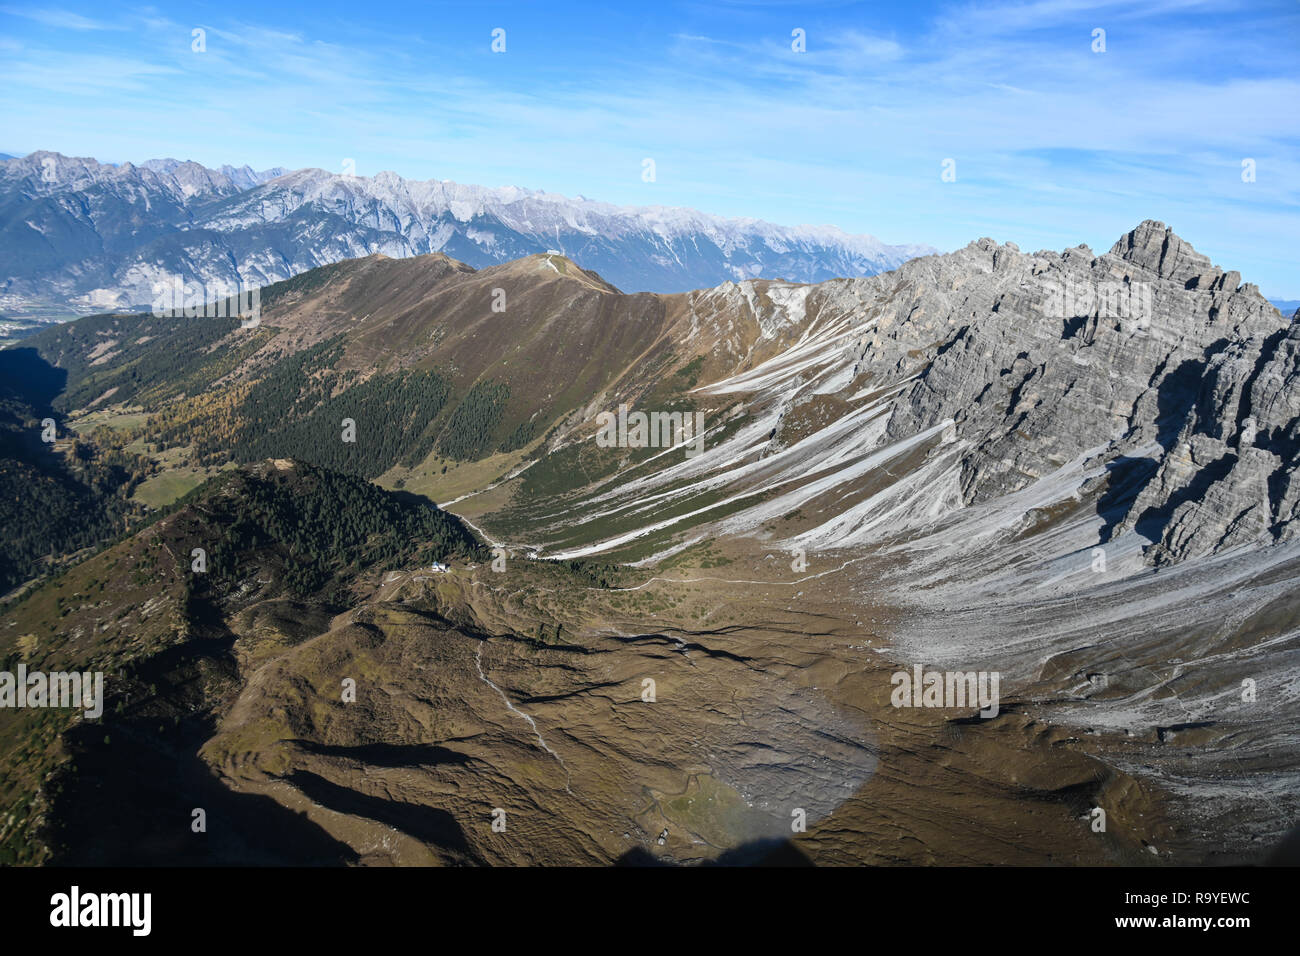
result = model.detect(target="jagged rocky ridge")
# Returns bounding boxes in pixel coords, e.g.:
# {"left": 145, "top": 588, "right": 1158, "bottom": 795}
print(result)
{"left": 474, "top": 221, "right": 1298, "bottom": 574}
{"left": 871, "top": 220, "right": 1299, "bottom": 564}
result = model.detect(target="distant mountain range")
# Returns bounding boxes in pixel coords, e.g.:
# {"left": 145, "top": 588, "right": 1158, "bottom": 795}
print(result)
{"left": 0, "top": 151, "right": 932, "bottom": 316}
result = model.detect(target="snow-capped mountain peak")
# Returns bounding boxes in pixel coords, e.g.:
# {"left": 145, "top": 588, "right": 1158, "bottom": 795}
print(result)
{"left": 0, "top": 151, "right": 934, "bottom": 314}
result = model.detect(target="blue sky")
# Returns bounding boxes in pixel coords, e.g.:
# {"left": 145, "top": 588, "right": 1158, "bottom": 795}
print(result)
{"left": 2, "top": 0, "right": 1297, "bottom": 296}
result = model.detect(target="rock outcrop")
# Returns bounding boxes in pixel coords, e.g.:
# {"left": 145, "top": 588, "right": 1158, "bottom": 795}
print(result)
{"left": 864, "top": 221, "right": 1295, "bottom": 563}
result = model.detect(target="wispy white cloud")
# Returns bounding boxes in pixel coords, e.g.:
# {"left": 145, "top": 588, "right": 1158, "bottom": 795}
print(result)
{"left": 0, "top": 5, "right": 123, "bottom": 31}
{"left": 0, "top": 0, "right": 1295, "bottom": 293}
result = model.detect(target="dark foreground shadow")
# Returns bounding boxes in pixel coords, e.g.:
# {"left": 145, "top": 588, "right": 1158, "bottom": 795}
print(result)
{"left": 0, "top": 347, "right": 67, "bottom": 410}
{"left": 616, "top": 838, "right": 814, "bottom": 867}
{"left": 44, "top": 634, "right": 358, "bottom": 867}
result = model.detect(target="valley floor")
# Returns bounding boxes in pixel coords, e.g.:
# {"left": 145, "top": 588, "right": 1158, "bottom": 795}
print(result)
{"left": 189, "top": 535, "right": 1289, "bottom": 866}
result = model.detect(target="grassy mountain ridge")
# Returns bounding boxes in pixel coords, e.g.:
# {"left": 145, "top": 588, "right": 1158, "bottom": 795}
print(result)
{"left": 1, "top": 247, "right": 761, "bottom": 595}
{"left": 0, "top": 457, "right": 486, "bottom": 863}
{"left": 10, "top": 252, "right": 702, "bottom": 494}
